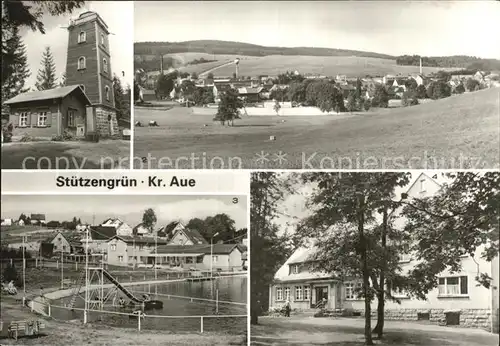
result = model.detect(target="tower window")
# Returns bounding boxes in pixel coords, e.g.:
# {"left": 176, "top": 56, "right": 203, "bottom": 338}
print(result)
{"left": 77, "top": 56, "right": 86, "bottom": 70}
{"left": 103, "top": 58, "right": 108, "bottom": 73}
{"left": 78, "top": 31, "right": 86, "bottom": 43}
{"left": 101, "top": 33, "right": 105, "bottom": 46}
{"left": 105, "top": 86, "right": 110, "bottom": 101}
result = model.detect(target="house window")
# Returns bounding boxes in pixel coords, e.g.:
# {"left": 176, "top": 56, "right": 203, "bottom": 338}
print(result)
{"left": 138, "top": 245, "right": 144, "bottom": 250}
{"left": 78, "top": 56, "right": 86, "bottom": 70}
{"left": 212, "top": 255, "right": 218, "bottom": 263}
{"left": 420, "top": 179, "right": 426, "bottom": 193}
{"left": 68, "top": 109, "right": 76, "bottom": 127}
{"left": 438, "top": 276, "right": 468, "bottom": 296}
{"left": 118, "top": 256, "right": 123, "bottom": 262}
{"left": 295, "top": 286, "right": 303, "bottom": 301}
{"left": 345, "top": 282, "right": 362, "bottom": 300}
{"left": 100, "top": 33, "right": 105, "bottom": 46}
{"left": 63, "top": 246, "right": 66, "bottom": 251}
{"left": 78, "top": 31, "right": 86, "bottom": 43}
{"left": 196, "top": 256, "right": 203, "bottom": 263}
{"left": 284, "top": 287, "right": 290, "bottom": 301}
{"left": 291, "top": 264, "right": 299, "bottom": 274}
{"left": 19, "top": 111, "right": 29, "bottom": 127}
{"left": 37, "top": 111, "right": 48, "bottom": 127}
{"left": 276, "top": 287, "right": 283, "bottom": 301}
{"left": 105, "top": 86, "right": 110, "bottom": 101}
{"left": 103, "top": 58, "right": 108, "bottom": 73}
{"left": 399, "top": 253, "right": 411, "bottom": 262}
{"left": 111, "top": 244, "right": 116, "bottom": 251}
{"left": 304, "top": 286, "right": 310, "bottom": 300}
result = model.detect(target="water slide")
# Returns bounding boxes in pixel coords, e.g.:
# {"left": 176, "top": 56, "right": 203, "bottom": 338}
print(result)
{"left": 101, "top": 269, "right": 144, "bottom": 303}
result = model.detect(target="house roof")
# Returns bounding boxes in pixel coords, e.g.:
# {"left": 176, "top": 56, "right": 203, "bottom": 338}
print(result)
{"left": 4, "top": 85, "right": 92, "bottom": 106}
{"left": 238, "top": 87, "right": 264, "bottom": 95}
{"left": 170, "top": 222, "right": 208, "bottom": 245}
{"left": 30, "top": 214, "right": 46, "bottom": 221}
{"left": 90, "top": 226, "right": 116, "bottom": 240}
{"left": 156, "top": 243, "right": 241, "bottom": 255}
{"left": 107, "top": 235, "right": 169, "bottom": 245}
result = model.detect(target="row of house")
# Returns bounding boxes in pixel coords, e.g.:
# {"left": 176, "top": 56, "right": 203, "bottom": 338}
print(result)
{"left": 269, "top": 173, "right": 499, "bottom": 332}
{"left": 18, "top": 220, "right": 247, "bottom": 272}
{"left": 0, "top": 214, "right": 47, "bottom": 227}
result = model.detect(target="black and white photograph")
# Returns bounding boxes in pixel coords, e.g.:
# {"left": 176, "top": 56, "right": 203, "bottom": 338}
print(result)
{"left": 1, "top": 194, "right": 248, "bottom": 345}
{"left": 133, "top": 1, "right": 499, "bottom": 170}
{"left": 1, "top": 1, "right": 133, "bottom": 169}
{"left": 250, "top": 171, "right": 499, "bottom": 345}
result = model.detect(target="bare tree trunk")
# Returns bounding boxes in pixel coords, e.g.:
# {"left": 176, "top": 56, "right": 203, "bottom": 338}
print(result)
{"left": 358, "top": 197, "right": 374, "bottom": 346}
{"left": 373, "top": 208, "right": 388, "bottom": 338}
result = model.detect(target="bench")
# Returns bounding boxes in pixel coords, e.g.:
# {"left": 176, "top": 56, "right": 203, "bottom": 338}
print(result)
{"left": 7, "top": 320, "right": 46, "bottom": 340}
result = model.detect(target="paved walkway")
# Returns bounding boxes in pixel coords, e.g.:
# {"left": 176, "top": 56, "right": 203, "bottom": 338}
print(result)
{"left": 251, "top": 316, "right": 499, "bottom": 346}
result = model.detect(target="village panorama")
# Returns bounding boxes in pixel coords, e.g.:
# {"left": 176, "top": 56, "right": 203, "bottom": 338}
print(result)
{"left": 133, "top": 1, "right": 500, "bottom": 170}
{"left": 250, "top": 171, "right": 499, "bottom": 346}
{"left": 0, "top": 195, "right": 248, "bottom": 345}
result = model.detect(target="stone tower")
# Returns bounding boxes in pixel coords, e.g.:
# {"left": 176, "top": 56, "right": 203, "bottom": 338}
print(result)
{"left": 65, "top": 11, "right": 118, "bottom": 137}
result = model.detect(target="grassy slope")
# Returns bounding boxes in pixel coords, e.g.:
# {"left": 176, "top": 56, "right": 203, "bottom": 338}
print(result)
{"left": 133, "top": 88, "right": 499, "bottom": 169}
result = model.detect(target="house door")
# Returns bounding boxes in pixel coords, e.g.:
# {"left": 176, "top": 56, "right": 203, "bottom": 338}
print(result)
{"left": 315, "top": 286, "right": 328, "bottom": 308}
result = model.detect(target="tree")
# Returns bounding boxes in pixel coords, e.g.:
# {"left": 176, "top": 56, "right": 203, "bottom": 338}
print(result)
{"left": 251, "top": 172, "right": 293, "bottom": 325}
{"left": 207, "top": 72, "right": 214, "bottom": 80}
{"left": 401, "top": 91, "right": 419, "bottom": 107}
{"left": 133, "top": 80, "right": 141, "bottom": 102}
{"left": 371, "top": 84, "right": 389, "bottom": 108}
{"left": 59, "top": 72, "right": 66, "bottom": 87}
{"left": 301, "top": 173, "right": 411, "bottom": 344}
{"left": 156, "top": 73, "right": 174, "bottom": 98}
{"left": 346, "top": 91, "right": 362, "bottom": 112}
{"left": 35, "top": 46, "right": 57, "bottom": 90}
{"left": 214, "top": 88, "right": 243, "bottom": 126}
{"left": 427, "top": 81, "right": 451, "bottom": 100}
{"left": 466, "top": 78, "right": 480, "bottom": 92}
{"left": 191, "top": 72, "right": 198, "bottom": 80}
{"left": 454, "top": 83, "right": 465, "bottom": 94}
{"left": 2, "top": 25, "right": 30, "bottom": 101}
{"left": 180, "top": 79, "right": 196, "bottom": 101}
{"left": 287, "top": 81, "right": 308, "bottom": 104}
{"left": 415, "top": 84, "right": 427, "bottom": 99}
{"left": 113, "top": 75, "right": 130, "bottom": 120}
{"left": 404, "top": 79, "right": 418, "bottom": 93}
{"left": 273, "top": 99, "right": 281, "bottom": 115}
{"left": 142, "top": 208, "right": 157, "bottom": 233}
{"left": 1, "top": 0, "right": 85, "bottom": 85}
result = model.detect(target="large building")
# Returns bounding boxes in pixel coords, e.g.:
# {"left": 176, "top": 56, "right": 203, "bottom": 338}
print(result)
{"left": 269, "top": 173, "right": 499, "bottom": 332}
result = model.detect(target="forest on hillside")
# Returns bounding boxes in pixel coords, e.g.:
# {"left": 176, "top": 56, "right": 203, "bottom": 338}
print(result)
{"left": 396, "top": 55, "right": 500, "bottom": 71}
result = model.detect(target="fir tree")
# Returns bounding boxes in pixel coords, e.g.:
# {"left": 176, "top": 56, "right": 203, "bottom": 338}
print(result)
{"left": 59, "top": 72, "right": 66, "bottom": 87}
{"left": 35, "top": 46, "right": 57, "bottom": 91}
{"left": 2, "top": 24, "right": 30, "bottom": 100}
{"left": 113, "top": 75, "right": 130, "bottom": 120}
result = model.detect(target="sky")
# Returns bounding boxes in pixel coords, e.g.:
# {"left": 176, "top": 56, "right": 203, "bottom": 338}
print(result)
{"left": 135, "top": 1, "right": 500, "bottom": 59}
{"left": 20, "top": 1, "right": 133, "bottom": 89}
{"left": 1, "top": 195, "right": 247, "bottom": 230}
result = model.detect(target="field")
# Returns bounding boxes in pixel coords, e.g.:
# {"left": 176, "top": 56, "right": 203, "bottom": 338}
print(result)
{"left": 138, "top": 53, "right": 459, "bottom": 78}
{"left": 133, "top": 88, "right": 499, "bottom": 169}
{"left": 1, "top": 140, "right": 130, "bottom": 169}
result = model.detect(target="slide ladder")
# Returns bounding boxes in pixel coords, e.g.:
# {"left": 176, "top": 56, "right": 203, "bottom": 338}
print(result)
{"left": 67, "top": 269, "right": 86, "bottom": 309}
{"left": 100, "top": 269, "right": 144, "bottom": 303}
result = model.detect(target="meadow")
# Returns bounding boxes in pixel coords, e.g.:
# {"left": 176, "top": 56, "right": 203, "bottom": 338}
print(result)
{"left": 133, "top": 88, "right": 499, "bottom": 169}
{"left": 139, "top": 53, "right": 459, "bottom": 78}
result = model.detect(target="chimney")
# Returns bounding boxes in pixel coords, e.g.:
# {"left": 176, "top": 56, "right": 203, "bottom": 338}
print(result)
{"left": 419, "top": 57, "right": 422, "bottom": 75}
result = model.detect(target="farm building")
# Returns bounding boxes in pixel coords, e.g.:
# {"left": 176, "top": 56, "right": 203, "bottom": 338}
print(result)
{"left": 30, "top": 214, "right": 46, "bottom": 225}
{"left": 100, "top": 218, "right": 133, "bottom": 236}
{"left": 269, "top": 173, "right": 499, "bottom": 332}
{"left": 106, "top": 235, "right": 169, "bottom": 266}
{"left": 1, "top": 219, "right": 13, "bottom": 226}
{"left": 167, "top": 222, "right": 208, "bottom": 246}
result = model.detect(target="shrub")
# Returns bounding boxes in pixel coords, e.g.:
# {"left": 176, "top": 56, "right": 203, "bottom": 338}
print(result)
{"left": 402, "top": 91, "right": 419, "bottom": 107}
{"left": 363, "top": 99, "right": 371, "bottom": 111}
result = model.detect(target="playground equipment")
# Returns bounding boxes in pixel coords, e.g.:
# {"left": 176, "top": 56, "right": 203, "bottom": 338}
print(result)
{"left": 2, "top": 281, "right": 18, "bottom": 295}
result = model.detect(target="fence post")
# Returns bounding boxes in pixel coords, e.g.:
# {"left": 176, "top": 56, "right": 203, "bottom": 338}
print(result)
{"left": 216, "top": 289, "right": 219, "bottom": 314}
{"left": 138, "top": 312, "right": 141, "bottom": 332}
{"left": 200, "top": 316, "right": 204, "bottom": 333}
{"left": 48, "top": 304, "right": 51, "bottom": 317}
{"left": 57, "top": 260, "right": 59, "bottom": 269}
{"left": 84, "top": 310, "right": 87, "bottom": 324}
{"left": 76, "top": 262, "right": 78, "bottom": 271}
{"left": 30, "top": 300, "right": 34, "bottom": 312}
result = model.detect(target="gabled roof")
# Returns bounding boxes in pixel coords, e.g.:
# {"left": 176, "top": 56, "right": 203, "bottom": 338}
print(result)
{"left": 171, "top": 225, "right": 208, "bottom": 245}
{"left": 238, "top": 87, "right": 264, "bottom": 95}
{"left": 156, "top": 243, "right": 241, "bottom": 255}
{"left": 4, "top": 85, "right": 92, "bottom": 105}
{"left": 107, "top": 235, "right": 169, "bottom": 245}
{"left": 90, "top": 226, "right": 116, "bottom": 240}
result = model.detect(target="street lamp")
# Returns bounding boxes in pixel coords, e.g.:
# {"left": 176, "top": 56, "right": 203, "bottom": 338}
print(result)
{"left": 210, "top": 232, "right": 219, "bottom": 279}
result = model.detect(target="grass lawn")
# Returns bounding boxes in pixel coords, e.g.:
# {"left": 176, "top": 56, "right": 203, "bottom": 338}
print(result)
{"left": 251, "top": 316, "right": 499, "bottom": 346}
{"left": 1, "top": 140, "right": 130, "bottom": 169}
{"left": 133, "top": 88, "right": 500, "bottom": 169}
